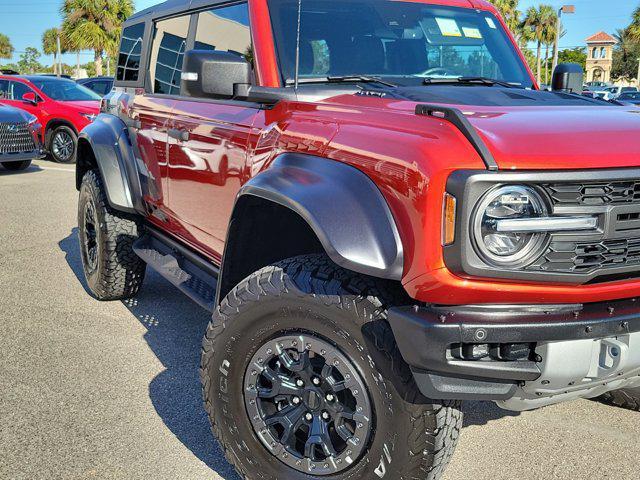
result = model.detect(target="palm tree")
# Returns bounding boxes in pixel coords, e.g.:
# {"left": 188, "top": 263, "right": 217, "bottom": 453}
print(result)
{"left": 0, "top": 33, "right": 14, "bottom": 61}
{"left": 523, "top": 5, "right": 556, "bottom": 85}
{"left": 630, "top": 6, "right": 640, "bottom": 42}
{"left": 491, "top": 0, "right": 521, "bottom": 34}
{"left": 61, "top": 0, "right": 133, "bottom": 76}
{"left": 614, "top": 28, "right": 634, "bottom": 64}
{"left": 42, "top": 28, "right": 62, "bottom": 75}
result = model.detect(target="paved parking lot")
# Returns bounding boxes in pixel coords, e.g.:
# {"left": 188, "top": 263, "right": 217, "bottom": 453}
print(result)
{"left": 0, "top": 160, "right": 638, "bottom": 480}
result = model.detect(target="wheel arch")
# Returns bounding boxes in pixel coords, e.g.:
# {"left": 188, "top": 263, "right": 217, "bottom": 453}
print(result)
{"left": 76, "top": 114, "right": 145, "bottom": 215}
{"left": 217, "top": 153, "right": 405, "bottom": 303}
{"left": 44, "top": 118, "right": 78, "bottom": 143}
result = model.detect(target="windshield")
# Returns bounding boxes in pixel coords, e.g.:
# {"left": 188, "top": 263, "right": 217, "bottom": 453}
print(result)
{"left": 268, "top": 0, "right": 534, "bottom": 88}
{"left": 620, "top": 92, "right": 640, "bottom": 101}
{"left": 30, "top": 79, "right": 101, "bottom": 101}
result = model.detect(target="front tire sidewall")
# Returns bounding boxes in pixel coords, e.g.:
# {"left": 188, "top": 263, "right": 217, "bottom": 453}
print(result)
{"left": 78, "top": 178, "right": 106, "bottom": 295}
{"left": 49, "top": 126, "right": 77, "bottom": 164}
{"left": 206, "top": 294, "right": 408, "bottom": 480}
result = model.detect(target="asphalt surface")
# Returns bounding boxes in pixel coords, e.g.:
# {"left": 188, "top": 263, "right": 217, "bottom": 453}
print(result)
{"left": 0, "top": 159, "right": 638, "bottom": 480}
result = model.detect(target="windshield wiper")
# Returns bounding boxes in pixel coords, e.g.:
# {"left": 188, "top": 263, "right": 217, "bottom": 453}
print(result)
{"left": 423, "top": 76, "right": 524, "bottom": 89}
{"left": 287, "top": 75, "right": 397, "bottom": 88}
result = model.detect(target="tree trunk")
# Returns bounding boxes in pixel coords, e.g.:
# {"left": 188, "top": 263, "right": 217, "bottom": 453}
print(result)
{"left": 544, "top": 44, "right": 550, "bottom": 84}
{"left": 94, "top": 50, "right": 103, "bottom": 76}
{"left": 53, "top": 53, "right": 58, "bottom": 75}
{"left": 76, "top": 51, "right": 80, "bottom": 78}
{"left": 536, "top": 41, "right": 542, "bottom": 85}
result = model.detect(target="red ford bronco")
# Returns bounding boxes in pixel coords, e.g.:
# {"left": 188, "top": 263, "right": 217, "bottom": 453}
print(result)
{"left": 75, "top": 0, "right": 640, "bottom": 478}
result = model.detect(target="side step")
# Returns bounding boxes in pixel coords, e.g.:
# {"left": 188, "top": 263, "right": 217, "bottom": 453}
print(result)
{"left": 133, "top": 229, "right": 219, "bottom": 312}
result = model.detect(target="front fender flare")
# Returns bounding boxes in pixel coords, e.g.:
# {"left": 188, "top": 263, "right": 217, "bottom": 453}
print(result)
{"left": 77, "top": 114, "right": 144, "bottom": 215}
{"left": 238, "top": 153, "right": 404, "bottom": 280}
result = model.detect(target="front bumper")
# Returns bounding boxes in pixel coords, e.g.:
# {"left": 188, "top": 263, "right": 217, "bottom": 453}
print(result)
{"left": 388, "top": 298, "right": 640, "bottom": 410}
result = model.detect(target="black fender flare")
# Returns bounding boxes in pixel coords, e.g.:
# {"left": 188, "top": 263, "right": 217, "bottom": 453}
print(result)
{"left": 235, "top": 153, "right": 404, "bottom": 280}
{"left": 76, "top": 114, "right": 145, "bottom": 215}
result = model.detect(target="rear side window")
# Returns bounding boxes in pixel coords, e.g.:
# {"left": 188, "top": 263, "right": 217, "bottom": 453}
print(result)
{"left": 117, "top": 23, "right": 145, "bottom": 82}
{"left": 194, "top": 2, "right": 252, "bottom": 65}
{"left": 9, "top": 81, "right": 34, "bottom": 100}
{"left": 151, "top": 15, "right": 190, "bottom": 95}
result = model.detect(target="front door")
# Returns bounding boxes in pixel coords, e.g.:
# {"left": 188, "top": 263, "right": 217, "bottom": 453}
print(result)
{"left": 162, "top": 1, "right": 256, "bottom": 259}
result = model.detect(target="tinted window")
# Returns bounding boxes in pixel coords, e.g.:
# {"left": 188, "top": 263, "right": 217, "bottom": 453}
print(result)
{"left": 0, "top": 80, "right": 10, "bottom": 99}
{"left": 195, "top": 3, "right": 252, "bottom": 64}
{"left": 117, "top": 23, "right": 145, "bottom": 82}
{"left": 151, "top": 16, "right": 190, "bottom": 95}
{"left": 29, "top": 79, "right": 101, "bottom": 101}
{"left": 268, "top": 0, "right": 533, "bottom": 88}
{"left": 10, "top": 81, "right": 35, "bottom": 100}
{"left": 84, "top": 80, "right": 112, "bottom": 96}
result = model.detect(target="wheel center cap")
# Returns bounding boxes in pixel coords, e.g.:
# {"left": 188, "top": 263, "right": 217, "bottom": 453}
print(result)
{"left": 304, "top": 389, "right": 323, "bottom": 411}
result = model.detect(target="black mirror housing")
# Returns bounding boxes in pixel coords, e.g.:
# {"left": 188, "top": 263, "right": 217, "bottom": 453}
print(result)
{"left": 552, "top": 63, "right": 584, "bottom": 94}
{"left": 181, "top": 50, "right": 252, "bottom": 100}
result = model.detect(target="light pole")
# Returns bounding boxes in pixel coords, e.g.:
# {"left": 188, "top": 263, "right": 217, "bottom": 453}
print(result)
{"left": 637, "top": 58, "right": 640, "bottom": 89}
{"left": 553, "top": 5, "right": 575, "bottom": 73}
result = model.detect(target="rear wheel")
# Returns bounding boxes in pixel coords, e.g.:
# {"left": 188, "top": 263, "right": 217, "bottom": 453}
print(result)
{"left": 201, "top": 254, "right": 463, "bottom": 480}
{"left": 597, "top": 387, "right": 640, "bottom": 411}
{"left": 78, "top": 169, "right": 146, "bottom": 300}
{"left": 2, "top": 160, "right": 31, "bottom": 171}
{"left": 49, "top": 125, "right": 77, "bottom": 163}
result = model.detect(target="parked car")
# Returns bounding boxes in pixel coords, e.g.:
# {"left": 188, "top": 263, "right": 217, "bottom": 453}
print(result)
{"left": 615, "top": 91, "right": 640, "bottom": 106}
{"left": 0, "top": 75, "right": 100, "bottom": 163}
{"left": 76, "top": 76, "right": 114, "bottom": 97}
{"left": 0, "top": 104, "right": 43, "bottom": 171}
{"left": 597, "top": 86, "right": 638, "bottom": 101}
{"left": 75, "top": 1, "right": 640, "bottom": 479}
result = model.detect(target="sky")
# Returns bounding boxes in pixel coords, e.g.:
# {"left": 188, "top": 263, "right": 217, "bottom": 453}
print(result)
{"left": 0, "top": 0, "right": 637, "bottom": 66}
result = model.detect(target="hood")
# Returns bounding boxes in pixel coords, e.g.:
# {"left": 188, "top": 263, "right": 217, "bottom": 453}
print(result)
{"left": 332, "top": 86, "right": 640, "bottom": 171}
{"left": 0, "top": 104, "right": 35, "bottom": 123}
{"left": 65, "top": 100, "right": 101, "bottom": 113}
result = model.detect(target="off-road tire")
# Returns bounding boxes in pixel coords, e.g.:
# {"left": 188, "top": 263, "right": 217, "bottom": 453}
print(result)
{"left": 201, "top": 254, "right": 463, "bottom": 480}
{"left": 2, "top": 160, "right": 31, "bottom": 171}
{"left": 77, "top": 169, "right": 146, "bottom": 300}
{"left": 597, "top": 387, "right": 640, "bottom": 411}
{"left": 48, "top": 125, "right": 77, "bottom": 163}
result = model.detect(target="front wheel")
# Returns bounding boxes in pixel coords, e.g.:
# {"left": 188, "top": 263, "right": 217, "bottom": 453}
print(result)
{"left": 201, "top": 254, "right": 462, "bottom": 480}
{"left": 49, "top": 125, "right": 77, "bottom": 163}
{"left": 2, "top": 160, "right": 31, "bottom": 171}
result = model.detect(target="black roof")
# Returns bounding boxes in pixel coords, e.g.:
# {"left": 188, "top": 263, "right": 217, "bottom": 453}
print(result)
{"left": 127, "top": 0, "right": 229, "bottom": 24}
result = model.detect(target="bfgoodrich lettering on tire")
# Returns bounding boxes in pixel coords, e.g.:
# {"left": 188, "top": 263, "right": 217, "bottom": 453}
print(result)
{"left": 77, "top": 169, "right": 146, "bottom": 300}
{"left": 201, "top": 254, "right": 462, "bottom": 480}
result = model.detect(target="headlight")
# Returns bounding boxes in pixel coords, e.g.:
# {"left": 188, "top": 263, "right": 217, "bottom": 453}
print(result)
{"left": 472, "top": 185, "right": 549, "bottom": 268}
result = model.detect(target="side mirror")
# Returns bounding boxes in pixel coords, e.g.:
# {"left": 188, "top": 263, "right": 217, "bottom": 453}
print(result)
{"left": 22, "top": 92, "right": 37, "bottom": 105}
{"left": 552, "top": 63, "right": 584, "bottom": 94}
{"left": 181, "top": 50, "right": 251, "bottom": 100}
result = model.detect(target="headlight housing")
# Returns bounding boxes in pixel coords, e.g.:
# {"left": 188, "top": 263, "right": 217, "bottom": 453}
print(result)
{"left": 471, "top": 185, "right": 549, "bottom": 268}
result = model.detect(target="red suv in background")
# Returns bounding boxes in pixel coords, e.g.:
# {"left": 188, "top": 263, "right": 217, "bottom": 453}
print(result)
{"left": 0, "top": 75, "right": 101, "bottom": 163}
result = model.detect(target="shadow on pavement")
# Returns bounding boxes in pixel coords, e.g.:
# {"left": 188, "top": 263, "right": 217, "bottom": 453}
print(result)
{"left": 59, "top": 229, "right": 240, "bottom": 480}
{"left": 462, "top": 401, "right": 519, "bottom": 427}
{"left": 0, "top": 164, "right": 44, "bottom": 175}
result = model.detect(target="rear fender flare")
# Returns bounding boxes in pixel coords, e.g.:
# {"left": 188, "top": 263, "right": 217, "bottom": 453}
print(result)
{"left": 232, "top": 153, "right": 404, "bottom": 280}
{"left": 76, "top": 114, "right": 144, "bottom": 215}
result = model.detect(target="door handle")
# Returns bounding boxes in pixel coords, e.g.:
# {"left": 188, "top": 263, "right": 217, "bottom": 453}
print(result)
{"left": 168, "top": 128, "right": 190, "bottom": 142}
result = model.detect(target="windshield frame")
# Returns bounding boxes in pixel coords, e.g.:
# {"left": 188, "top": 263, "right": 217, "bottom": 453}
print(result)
{"left": 267, "top": 0, "right": 535, "bottom": 89}
{"left": 30, "top": 79, "right": 102, "bottom": 102}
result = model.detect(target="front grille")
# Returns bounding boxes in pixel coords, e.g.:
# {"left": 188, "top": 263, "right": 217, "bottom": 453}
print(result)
{"left": 544, "top": 182, "right": 640, "bottom": 206}
{"left": 0, "top": 122, "right": 36, "bottom": 155}
{"left": 530, "top": 238, "right": 640, "bottom": 274}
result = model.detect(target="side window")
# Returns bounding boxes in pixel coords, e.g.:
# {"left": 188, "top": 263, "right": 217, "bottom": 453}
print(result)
{"left": 117, "top": 23, "right": 145, "bottom": 82}
{"left": 194, "top": 2, "right": 252, "bottom": 65}
{"left": 151, "top": 15, "right": 190, "bottom": 95}
{"left": 10, "top": 81, "right": 33, "bottom": 100}
{"left": 0, "top": 80, "right": 9, "bottom": 99}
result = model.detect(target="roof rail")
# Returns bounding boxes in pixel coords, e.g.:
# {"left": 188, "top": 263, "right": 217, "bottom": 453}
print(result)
{"left": 0, "top": 69, "right": 19, "bottom": 75}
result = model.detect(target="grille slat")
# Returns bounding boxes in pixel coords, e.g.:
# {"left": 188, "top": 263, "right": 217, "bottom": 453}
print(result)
{"left": 0, "top": 122, "right": 36, "bottom": 155}
{"left": 545, "top": 181, "right": 640, "bottom": 206}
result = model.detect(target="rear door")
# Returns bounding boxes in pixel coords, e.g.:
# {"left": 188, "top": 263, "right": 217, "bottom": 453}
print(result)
{"left": 164, "top": 2, "right": 258, "bottom": 258}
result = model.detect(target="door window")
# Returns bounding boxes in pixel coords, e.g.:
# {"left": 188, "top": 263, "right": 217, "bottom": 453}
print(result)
{"left": 0, "top": 80, "right": 9, "bottom": 99}
{"left": 117, "top": 23, "right": 145, "bottom": 82}
{"left": 194, "top": 2, "right": 252, "bottom": 65}
{"left": 9, "top": 81, "right": 34, "bottom": 100}
{"left": 151, "top": 15, "right": 190, "bottom": 95}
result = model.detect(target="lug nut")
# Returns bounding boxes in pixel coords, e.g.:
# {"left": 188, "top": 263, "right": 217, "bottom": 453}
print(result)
{"left": 326, "top": 393, "right": 335, "bottom": 402}
{"left": 296, "top": 379, "right": 305, "bottom": 387}
{"left": 322, "top": 411, "right": 330, "bottom": 420}
{"left": 305, "top": 413, "right": 313, "bottom": 422}
{"left": 292, "top": 397, "right": 300, "bottom": 405}
{"left": 312, "top": 377, "right": 321, "bottom": 386}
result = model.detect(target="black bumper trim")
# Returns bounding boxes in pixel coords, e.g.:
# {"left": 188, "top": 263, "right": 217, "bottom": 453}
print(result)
{"left": 389, "top": 298, "right": 640, "bottom": 384}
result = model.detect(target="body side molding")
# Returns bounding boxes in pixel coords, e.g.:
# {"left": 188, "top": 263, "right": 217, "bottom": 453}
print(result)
{"left": 236, "top": 153, "right": 405, "bottom": 280}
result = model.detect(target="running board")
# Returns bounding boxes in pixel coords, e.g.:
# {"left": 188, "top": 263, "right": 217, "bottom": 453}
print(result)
{"left": 133, "top": 229, "right": 219, "bottom": 312}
